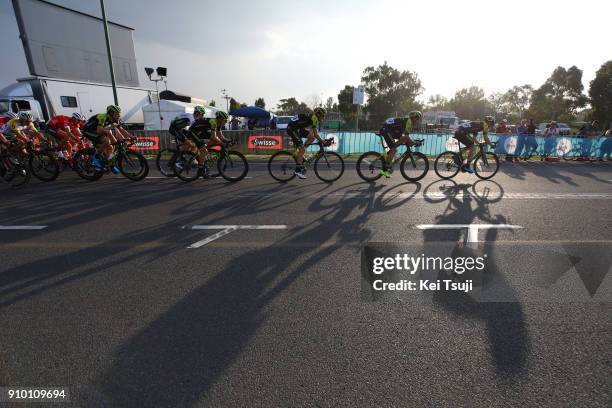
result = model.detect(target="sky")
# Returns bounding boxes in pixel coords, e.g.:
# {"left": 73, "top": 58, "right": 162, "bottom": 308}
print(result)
{"left": 0, "top": 0, "right": 610, "bottom": 110}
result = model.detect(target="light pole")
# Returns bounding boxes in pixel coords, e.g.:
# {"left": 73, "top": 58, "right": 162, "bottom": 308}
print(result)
{"left": 145, "top": 67, "right": 167, "bottom": 129}
{"left": 100, "top": 0, "right": 118, "bottom": 105}
{"left": 221, "top": 89, "right": 231, "bottom": 112}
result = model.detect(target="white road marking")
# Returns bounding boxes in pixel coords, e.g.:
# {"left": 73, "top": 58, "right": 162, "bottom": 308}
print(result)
{"left": 416, "top": 224, "right": 523, "bottom": 244}
{"left": 0, "top": 225, "right": 47, "bottom": 230}
{"left": 186, "top": 225, "right": 287, "bottom": 248}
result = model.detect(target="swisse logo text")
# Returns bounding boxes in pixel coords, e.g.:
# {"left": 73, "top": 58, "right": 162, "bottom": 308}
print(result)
{"left": 129, "top": 136, "right": 159, "bottom": 151}
{"left": 247, "top": 135, "right": 282, "bottom": 150}
{"left": 135, "top": 140, "right": 155, "bottom": 148}
{"left": 253, "top": 137, "right": 279, "bottom": 147}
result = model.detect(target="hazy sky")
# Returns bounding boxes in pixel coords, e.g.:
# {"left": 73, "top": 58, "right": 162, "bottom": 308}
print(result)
{"left": 1, "top": 0, "right": 610, "bottom": 110}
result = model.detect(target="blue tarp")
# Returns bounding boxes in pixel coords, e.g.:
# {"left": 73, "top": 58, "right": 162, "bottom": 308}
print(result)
{"left": 229, "top": 106, "right": 271, "bottom": 119}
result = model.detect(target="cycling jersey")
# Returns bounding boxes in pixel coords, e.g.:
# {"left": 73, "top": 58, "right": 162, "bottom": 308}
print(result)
{"left": 287, "top": 114, "right": 319, "bottom": 131}
{"left": 47, "top": 115, "right": 82, "bottom": 131}
{"left": 381, "top": 117, "right": 413, "bottom": 135}
{"left": 83, "top": 113, "right": 120, "bottom": 133}
{"left": 189, "top": 118, "right": 220, "bottom": 138}
{"left": 456, "top": 121, "right": 489, "bottom": 135}
{"left": 5, "top": 118, "right": 38, "bottom": 136}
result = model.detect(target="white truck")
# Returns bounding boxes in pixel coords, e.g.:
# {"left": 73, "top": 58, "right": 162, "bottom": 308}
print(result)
{"left": 0, "top": 76, "right": 155, "bottom": 129}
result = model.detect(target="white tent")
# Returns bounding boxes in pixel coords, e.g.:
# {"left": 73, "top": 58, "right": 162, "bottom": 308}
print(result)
{"left": 142, "top": 100, "right": 221, "bottom": 130}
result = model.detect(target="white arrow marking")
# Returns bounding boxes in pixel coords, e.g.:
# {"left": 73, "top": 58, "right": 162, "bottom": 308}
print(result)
{"left": 416, "top": 224, "right": 523, "bottom": 244}
{"left": 186, "top": 225, "right": 287, "bottom": 248}
{"left": 0, "top": 225, "right": 47, "bottom": 230}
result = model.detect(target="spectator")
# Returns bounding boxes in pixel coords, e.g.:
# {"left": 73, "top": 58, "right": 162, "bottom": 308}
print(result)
{"left": 495, "top": 119, "right": 509, "bottom": 134}
{"left": 230, "top": 117, "right": 240, "bottom": 130}
{"left": 522, "top": 118, "right": 539, "bottom": 160}
{"left": 543, "top": 121, "right": 559, "bottom": 159}
{"left": 578, "top": 120, "right": 600, "bottom": 160}
{"left": 512, "top": 120, "right": 528, "bottom": 162}
{"left": 597, "top": 126, "right": 611, "bottom": 161}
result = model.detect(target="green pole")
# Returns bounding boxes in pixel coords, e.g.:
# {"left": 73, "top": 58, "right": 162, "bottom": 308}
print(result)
{"left": 100, "top": 0, "right": 118, "bottom": 105}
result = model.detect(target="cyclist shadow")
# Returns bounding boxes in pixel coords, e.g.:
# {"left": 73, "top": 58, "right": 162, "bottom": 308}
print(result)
{"left": 419, "top": 179, "right": 529, "bottom": 382}
{"left": 98, "top": 180, "right": 423, "bottom": 407}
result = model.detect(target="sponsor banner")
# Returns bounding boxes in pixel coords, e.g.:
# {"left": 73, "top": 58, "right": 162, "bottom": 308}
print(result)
{"left": 248, "top": 135, "right": 282, "bottom": 150}
{"left": 130, "top": 136, "right": 159, "bottom": 151}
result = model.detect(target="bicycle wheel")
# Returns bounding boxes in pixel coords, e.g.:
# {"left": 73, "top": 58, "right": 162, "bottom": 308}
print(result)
{"left": 473, "top": 152, "right": 500, "bottom": 180}
{"left": 74, "top": 148, "right": 103, "bottom": 181}
{"left": 29, "top": 152, "right": 59, "bottom": 182}
{"left": 118, "top": 150, "right": 149, "bottom": 181}
{"left": 400, "top": 152, "right": 429, "bottom": 182}
{"left": 434, "top": 151, "right": 461, "bottom": 179}
{"left": 268, "top": 151, "right": 297, "bottom": 182}
{"left": 3, "top": 159, "right": 30, "bottom": 188}
{"left": 356, "top": 151, "right": 384, "bottom": 182}
{"left": 218, "top": 150, "right": 249, "bottom": 182}
{"left": 314, "top": 152, "right": 344, "bottom": 182}
{"left": 175, "top": 151, "right": 201, "bottom": 182}
{"left": 156, "top": 148, "right": 178, "bottom": 177}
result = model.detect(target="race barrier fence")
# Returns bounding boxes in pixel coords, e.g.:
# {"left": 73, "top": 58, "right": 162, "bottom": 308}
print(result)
{"left": 130, "top": 130, "right": 612, "bottom": 159}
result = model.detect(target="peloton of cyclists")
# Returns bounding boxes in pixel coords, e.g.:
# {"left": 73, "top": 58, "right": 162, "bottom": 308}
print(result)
{"left": 44, "top": 112, "right": 87, "bottom": 159}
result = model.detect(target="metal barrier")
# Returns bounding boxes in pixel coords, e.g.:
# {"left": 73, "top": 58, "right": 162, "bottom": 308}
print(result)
{"left": 130, "top": 129, "right": 612, "bottom": 159}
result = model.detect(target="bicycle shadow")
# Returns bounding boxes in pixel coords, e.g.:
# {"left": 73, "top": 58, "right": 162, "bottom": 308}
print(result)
{"left": 96, "top": 180, "right": 421, "bottom": 407}
{"left": 419, "top": 179, "right": 530, "bottom": 382}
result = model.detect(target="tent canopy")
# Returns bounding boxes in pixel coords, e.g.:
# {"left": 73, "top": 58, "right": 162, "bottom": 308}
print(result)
{"left": 229, "top": 106, "right": 271, "bottom": 119}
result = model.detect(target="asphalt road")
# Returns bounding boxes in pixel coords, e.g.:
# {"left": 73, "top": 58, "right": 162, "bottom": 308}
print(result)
{"left": 1, "top": 159, "right": 611, "bottom": 407}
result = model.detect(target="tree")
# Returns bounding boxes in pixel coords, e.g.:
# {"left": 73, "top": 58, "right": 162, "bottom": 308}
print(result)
{"left": 324, "top": 96, "right": 336, "bottom": 112}
{"left": 488, "top": 92, "right": 509, "bottom": 119}
{"left": 589, "top": 60, "right": 612, "bottom": 129}
{"left": 361, "top": 61, "right": 423, "bottom": 125}
{"left": 528, "top": 66, "right": 588, "bottom": 122}
{"left": 254, "top": 97, "right": 266, "bottom": 109}
{"left": 276, "top": 98, "right": 310, "bottom": 115}
{"left": 229, "top": 97, "right": 241, "bottom": 112}
{"left": 209, "top": 100, "right": 216, "bottom": 107}
{"left": 337, "top": 85, "right": 356, "bottom": 121}
{"left": 502, "top": 85, "right": 532, "bottom": 120}
{"left": 448, "top": 86, "right": 489, "bottom": 120}
{"left": 425, "top": 94, "right": 450, "bottom": 111}
{"left": 305, "top": 94, "right": 322, "bottom": 110}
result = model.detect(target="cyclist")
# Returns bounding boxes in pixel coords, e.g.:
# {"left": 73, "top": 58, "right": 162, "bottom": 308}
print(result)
{"left": 286, "top": 107, "right": 327, "bottom": 179}
{"left": 378, "top": 110, "right": 422, "bottom": 178}
{"left": 0, "top": 112, "right": 18, "bottom": 149}
{"left": 82, "top": 105, "right": 132, "bottom": 171}
{"left": 187, "top": 110, "right": 230, "bottom": 171}
{"left": 453, "top": 116, "right": 495, "bottom": 173}
{"left": 45, "top": 112, "right": 86, "bottom": 158}
{"left": 4, "top": 111, "right": 44, "bottom": 154}
{"left": 168, "top": 106, "right": 205, "bottom": 169}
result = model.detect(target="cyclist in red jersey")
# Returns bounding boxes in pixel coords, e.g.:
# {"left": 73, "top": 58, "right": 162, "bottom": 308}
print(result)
{"left": 45, "top": 112, "right": 86, "bottom": 157}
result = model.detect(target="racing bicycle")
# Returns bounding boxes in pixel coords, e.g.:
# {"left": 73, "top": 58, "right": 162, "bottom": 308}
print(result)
{"left": 356, "top": 135, "right": 429, "bottom": 182}
{"left": 434, "top": 141, "right": 500, "bottom": 180}
{"left": 74, "top": 138, "right": 149, "bottom": 181}
{"left": 174, "top": 140, "right": 249, "bottom": 182}
{"left": 0, "top": 147, "right": 30, "bottom": 187}
{"left": 267, "top": 137, "right": 344, "bottom": 182}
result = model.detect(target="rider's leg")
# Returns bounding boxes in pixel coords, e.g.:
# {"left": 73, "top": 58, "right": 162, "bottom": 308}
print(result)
{"left": 198, "top": 146, "right": 208, "bottom": 166}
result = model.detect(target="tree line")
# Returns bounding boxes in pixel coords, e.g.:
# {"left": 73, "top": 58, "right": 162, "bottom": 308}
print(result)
{"left": 228, "top": 60, "right": 612, "bottom": 130}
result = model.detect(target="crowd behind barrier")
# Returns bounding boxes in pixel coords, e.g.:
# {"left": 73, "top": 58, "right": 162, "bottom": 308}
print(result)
{"left": 130, "top": 129, "right": 612, "bottom": 160}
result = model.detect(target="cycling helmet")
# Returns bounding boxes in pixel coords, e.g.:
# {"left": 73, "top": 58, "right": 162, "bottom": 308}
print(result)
{"left": 193, "top": 106, "right": 206, "bottom": 115}
{"left": 2, "top": 111, "right": 18, "bottom": 119}
{"left": 18, "top": 111, "right": 33, "bottom": 121}
{"left": 71, "top": 112, "right": 86, "bottom": 122}
{"left": 313, "top": 107, "right": 326, "bottom": 117}
{"left": 106, "top": 105, "right": 121, "bottom": 114}
{"left": 408, "top": 111, "right": 422, "bottom": 120}
{"left": 215, "top": 111, "right": 229, "bottom": 120}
